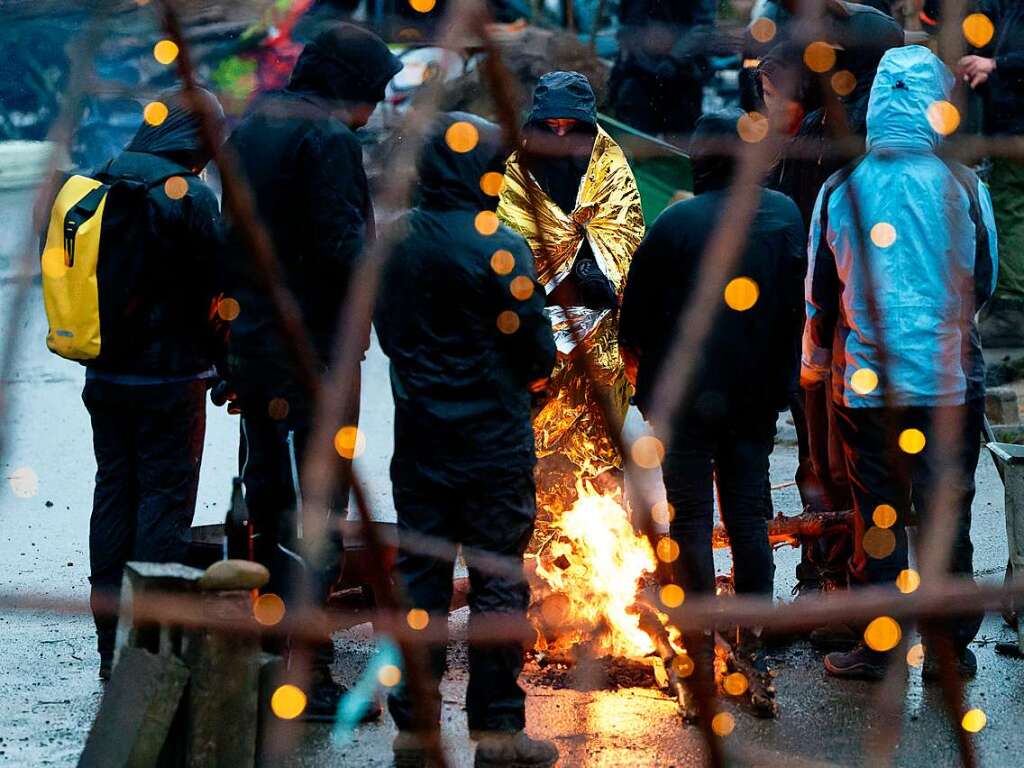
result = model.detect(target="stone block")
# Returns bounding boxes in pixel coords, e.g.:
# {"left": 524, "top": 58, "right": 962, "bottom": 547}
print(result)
{"left": 78, "top": 647, "right": 189, "bottom": 768}
{"left": 986, "top": 386, "right": 1020, "bottom": 425}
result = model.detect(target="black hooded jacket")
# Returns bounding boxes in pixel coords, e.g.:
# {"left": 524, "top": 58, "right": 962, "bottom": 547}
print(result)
{"left": 974, "top": 0, "right": 1024, "bottom": 136}
{"left": 767, "top": 2, "right": 904, "bottom": 228}
{"left": 375, "top": 113, "right": 556, "bottom": 488}
{"left": 619, "top": 111, "right": 805, "bottom": 432}
{"left": 222, "top": 24, "right": 401, "bottom": 389}
{"left": 88, "top": 87, "right": 225, "bottom": 378}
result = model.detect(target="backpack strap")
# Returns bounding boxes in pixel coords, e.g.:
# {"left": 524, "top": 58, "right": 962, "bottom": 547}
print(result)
{"left": 63, "top": 184, "right": 109, "bottom": 267}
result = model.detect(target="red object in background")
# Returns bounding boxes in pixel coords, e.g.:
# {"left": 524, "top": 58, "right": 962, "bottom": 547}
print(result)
{"left": 253, "top": 0, "right": 315, "bottom": 93}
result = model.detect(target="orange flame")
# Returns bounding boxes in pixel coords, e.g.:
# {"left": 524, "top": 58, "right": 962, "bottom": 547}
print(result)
{"left": 533, "top": 478, "right": 657, "bottom": 657}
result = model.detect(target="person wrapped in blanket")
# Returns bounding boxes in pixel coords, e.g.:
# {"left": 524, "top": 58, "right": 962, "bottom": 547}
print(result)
{"left": 497, "top": 71, "right": 645, "bottom": 523}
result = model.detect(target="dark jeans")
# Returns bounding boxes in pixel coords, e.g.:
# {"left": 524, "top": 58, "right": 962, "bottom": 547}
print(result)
{"left": 84, "top": 378, "right": 207, "bottom": 661}
{"left": 794, "top": 381, "right": 854, "bottom": 590}
{"left": 835, "top": 400, "right": 984, "bottom": 648}
{"left": 387, "top": 470, "right": 536, "bottom": 733}
{"left": 664, "top": 417, "right": 776, "bottom": 597}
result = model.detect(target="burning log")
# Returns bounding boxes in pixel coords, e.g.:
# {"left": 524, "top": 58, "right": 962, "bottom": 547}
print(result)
{"left": 712, "top": 509, "right": 854, "bottom": 550}
{"left": 634, "top": 602, "right": 700, "bottom": 720}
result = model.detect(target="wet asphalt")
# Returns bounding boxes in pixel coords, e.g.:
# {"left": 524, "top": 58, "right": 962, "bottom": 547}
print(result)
{"left": 1, "top": 283, "right": 1023, "bottom": 767}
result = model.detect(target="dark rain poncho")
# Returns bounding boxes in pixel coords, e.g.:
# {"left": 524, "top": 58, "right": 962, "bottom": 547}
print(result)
{"left": 375, "top": 113, "right": 556, "bottom": 488}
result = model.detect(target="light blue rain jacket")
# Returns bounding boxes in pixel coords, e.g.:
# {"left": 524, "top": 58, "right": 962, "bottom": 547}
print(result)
{"left": 801, "top": 45, "right": 999, "bottom": 408}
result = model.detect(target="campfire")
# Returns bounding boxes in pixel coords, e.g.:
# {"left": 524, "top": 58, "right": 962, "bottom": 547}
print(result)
{"left": 530, "top": 477, "right": 663, "bottom": 659}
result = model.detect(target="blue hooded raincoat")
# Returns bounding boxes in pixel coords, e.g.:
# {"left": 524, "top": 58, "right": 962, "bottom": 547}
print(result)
{"left": 802, "top": 45, "right": 999, "bottom": 409}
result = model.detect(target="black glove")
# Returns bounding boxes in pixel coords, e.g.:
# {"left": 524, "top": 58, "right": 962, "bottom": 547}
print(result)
{"left": 210, "top": 379, "right": 241, "bottom": 414}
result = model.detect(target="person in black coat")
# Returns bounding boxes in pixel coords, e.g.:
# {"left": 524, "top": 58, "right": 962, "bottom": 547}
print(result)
{"left": 375, "top": 113, "right": 558, "bottom": 767}
{"left": 619, "top": 110, "right": 804, "bottom": 715}
{"left": 609, "top": 0, "right": 716, "bottom": 136}
{"left": 956, "top": 1, "right": 1024, "bottom": 346}
{"left": 220, "top": 22, "right": 401, "bottom": 720}
{"left": 82, "top": 86, "right": 226, "bottom": 680}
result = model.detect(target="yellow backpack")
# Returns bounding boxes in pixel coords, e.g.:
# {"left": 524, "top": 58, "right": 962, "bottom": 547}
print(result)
{"left": 41, "top": 167, "right": 187, "bottom": 363}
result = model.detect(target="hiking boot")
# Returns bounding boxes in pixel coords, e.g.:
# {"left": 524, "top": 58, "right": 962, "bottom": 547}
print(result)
{"left": 474, "top": 731, "right": 559, "bottom": 768}
{"left": 393, "top": 732, "right": 432, "bottom": 768}
{"left": 980, "top": 297, "right": 1024, "bottom": 349}
{"left": 301, "top": 675, "right": 382, "bottom": 723}
{"left": 809, "top": 623, "right": 860, "bottom": 650}
{"left": 824, "top": 643, "right": 889, "bottom": 681}
{"left": 922, "top": 647, "right": 978, "bottom": 681}
{"left": 98, "top": 656, "right": 112, "bottom": 682}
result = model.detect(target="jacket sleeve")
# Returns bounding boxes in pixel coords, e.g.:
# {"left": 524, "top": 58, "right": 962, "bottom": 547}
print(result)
{"left": 495, "top": 237, "right": 556, "bottom": 383}
{"left": 975, "top": 177, "right": 999, "bottom": 308}
{"left": 801, "top": 184, "right": 839, "bottom": 386}
{"left": 181, "top": 180, "right": 229, "bottom": 367}
{"left": 618, "top": 224, "right": 661, "bottom": 358}
{"left": 777, "top": 198, "right": 808, "bottom": 399}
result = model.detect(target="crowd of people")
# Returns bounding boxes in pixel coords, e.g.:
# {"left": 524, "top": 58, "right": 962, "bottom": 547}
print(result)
{"left": 39, "top": 1, "right": 1024, "bottom": 766}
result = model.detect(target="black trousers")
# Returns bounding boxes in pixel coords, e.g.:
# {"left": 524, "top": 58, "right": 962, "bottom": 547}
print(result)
{"left": 664, "top": 416, "right": 776, "bottom": 597}
{"left": 387, "top": 469, "right": 536, "bottom": 733}
{"left": 84, "top": 378, "right": 207, "bottom": 661}
{"left": 835, "top": 399, "right": 984, "bottom": 648}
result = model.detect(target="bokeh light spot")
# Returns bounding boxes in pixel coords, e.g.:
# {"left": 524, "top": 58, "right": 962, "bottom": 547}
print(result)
{"left": 409, "top": 0, "right": 436, "bottom": 12}
{"left": 850, "top": 367, "right": 878, "bottom": 395}
{"left": 334, "top": 426, "right": 366, "bottom": 459}
{"left": 864, "top": 616, "right": 901, "bottom": 652}
{"left": 143, "top": 101, "right": 169, "bottom": 126}
{"left": 660, "top": 584, "right": 685, "bottom": 608}
{"left": 41, "top": 248, "right": 68, "bottom": 279}
{"left": 268, "top": 397, "right": 290, "bottom": 421}
{"left": 906, "top": 642, "right": 925, "bottom": 667}
{"left": 863, "top": 526, "right": 897, "bottom": 559}
{"left": 870, "top": 222, "right": 897, "bottom": 248}
{"left": 153, "top": 39, "right": 179, "bottom": 65}
{"left": 164, "top": 176, "right": 188, "bottom": 200}
{"left": 672, "top": 653, "right": 694, "bottom": 678}
{"left": 253, "top": 593, "right": 286, "bottom": 626}
{"left": 651, "top": 500, "right": 675, "bottom": 525}
{"left": 656, "top": 536, "right": 680, "bottom": 563}
{"left": 750, "top": 17, "right": 777, "bottom": 44}
{"left": 8, "top": 466, "right": 38, "bottom": 499}
{"left": 724, "top": 277, "right": 759, "bottom": 311}
{"left": 899, "top": 428, "right": 926, "bottom": 455}
{"left": 378, "top": 664, "right": 402, "bottom": 687}
{"left": 631, "top": 435, "right": 665, "bottom": 469}
{"left": 491, "top": 249, "right": 515, "bottom": 275}
{"left": 737, "top": 111, "right": 769, "bottom": 143}
{"left": 510, "top": 275, "right": 534, "bottom": 301}
{"left": 831, "top": 70, "right": 857, "bottom": 96}
{"left": 445, "top": 120, "right": 478, "bottom": 153}
{"left": 962, "top": 13, "right": 995, "bottom": 47}
{"left": 407, "top": 608, "right": 430, "bottom": 631}
{"left": 271, "top": 684, "right": 306, "bottom": 719}
{"left": 804, "top": 41, "right": 836, "bottom": 73}
{"left": 896, "top": 568, "right": 920, "bottom": 594}
{"left": 724, "top": 672, "right": 749, "bottom": 696}
{"left": 475, "top": 211, "right": 499, "bottom": 236}
{"left": 496, "top": 310, "right": 520, "bottom": 334}
{"left": 480, "top": 171, "right": 504, "bottom": 196}
{"left": 217, "top": 297, "right": 241, "bottom": 321}
{"left": 962, "top": 708, "right": 987, "bottom": 733}
{"left": 872, "top": 503, "right": 897, "bottom": 529}
{"left": 712, "top": 711, "right": 736, "bottom": 737}
{"left": 927, "top": 101, "right": 960, "bottom": 136}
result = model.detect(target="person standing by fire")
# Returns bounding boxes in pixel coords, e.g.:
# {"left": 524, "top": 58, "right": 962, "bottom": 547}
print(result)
{"left": 498, "top": 71, "right": 645, "bottom": 522}
{"left": 619, "top": 110, "right": 806, "bottom": 718}
{"left": 376, "top": 113, "right": 558, "bottom": 767}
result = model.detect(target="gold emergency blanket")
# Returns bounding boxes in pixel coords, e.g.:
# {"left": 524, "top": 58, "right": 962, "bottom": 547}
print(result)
{"left": 498, "top": 127, "right": 645, "bottom": 493}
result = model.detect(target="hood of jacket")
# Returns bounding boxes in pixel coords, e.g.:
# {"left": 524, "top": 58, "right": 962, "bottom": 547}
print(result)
{"left": 416, "top": 112, "right": 508, "bottom": 212}
{"left": 125, "top": 86, "right": 225, "bottom": 171}
{"left": 866, "top": 45, "right": 955, "bottom": 152}
{"left": 689, "top": 109, "right": 744, "bottom": 194}
{"left": 525, "top": 71, "right": 597, "bottom": 126}
{"left": 288, "top": 22, "right": 401, "bottom": 104}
